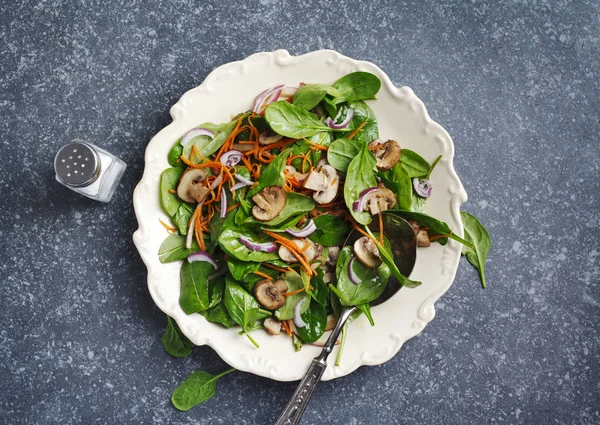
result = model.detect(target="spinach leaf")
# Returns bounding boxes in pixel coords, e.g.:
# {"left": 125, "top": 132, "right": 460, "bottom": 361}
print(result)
{"left": 344, "top": 143, "right": 378, "bottom": 225}
{"left": 218, "top": 227, "right": 280, "bottom": 262}
{"left": 246, "top": 192, "right": 314, "bottom": 227}
{"left": 265, "top": 101, "right": 341, "bottom": 138}
{"left": 275, "top": 271, "right": 311, "bottom": 320}
{"left": 307, "top": 268, "right": 329, "bottom": 306}
{"left": 327, "top": 137, "right": 362, "bottom": 173}
{"left": 379, "top": 163, "right": 412, "bottom": 211}
{"left": 179, "top": 261, "right": 215, "bottom": 314}
{"left": 309, "top": 130, "right": 333, "bottom": 147}
{"left": 385, "top": 210, "right": 472, "bottom": 247}
{"left": 344, "top": 101, "right": 379, "bottom": 144}
{"left": 227, "top": 258, "right": 260, "bottom": 280}
{"left": 199, "top": 279, "right": 236, "bottom": 328}
{"left": 172, "top": 202, "right": 195, "bottom": 235}
{"left": 357, "top": 303, "right": 374, "bottom": 326}
{"left": 160, "top": 167, "right": 184, "bottom": 217}
{"left": 309, "top": 214, "right": 352, "bottom": 246}
{"left": 234, "top": 196, "right": 253, "bottom": 226}
{"left": 247, "top": 148, "right": 292, "bottom": 197}
{"left": 296, "top": 301, "right": 327, "bottom": 343}
{"left": 292, "top": 334, "right": 303, "bottom": 352}
{"left": 168, "top": 143, "right": 184, "bottom": 168}
{"left": 289, "top": 140, "right": 322, "bottom": 173}
{"left": 200, "top": 302, "right": 236, "bottom": 328}
{"left": 322, "top": 96, "right": 337, "bottom": 118}
{"left": 171, "top": 369, "right": 236, "bottom": 411}
{"left": 330, "top": 246, "right": 390, "bottom": 305}
{"left": 158, "top": 233, "right": 199, "bottom": 263}
{"left": 366, "top": 228, "right": 420, "bottom": 289}
{"left": 292, "top": 84, "right": 338, "bottom": 111}
{"left": 332, "top": 72, "right": 381, "bottom": 104}
{"left": 161, "top": 317, "right": 194, "bottom": 357}
{"left": 400, "top": 149, "right": 430, "bottom": 178}
{"left": 224, "top": 278, "right": 271, "bottom": 347}
{"left": 411, "top": 194, "right": 427, "bottom": 212}
{"left": 182, "top": 117, "right": 244, "bottom": 163}
{"left": 460, "top": 211, "right": 491, "bottom": 289}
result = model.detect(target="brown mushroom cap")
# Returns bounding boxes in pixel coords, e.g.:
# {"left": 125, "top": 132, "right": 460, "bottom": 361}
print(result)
{"left": 253, "top": 279, "right": 287, "bottom": 310}
{"left": 354, "top": 236, "right": 382, "bottom": 268}
{"left": 361, "top": 187, "right": 397, "bottom": 215}
{"left": 368, "top": 139, "right": 401, "bottom": 171}
{"left": 177, "top": 168, "right": 208, "bottom": 204}
{"left": 251, "top": 186, "right": 286, "bottom": 221}
{"left": 259, "top": 130, "right": 283, "bottom": 145}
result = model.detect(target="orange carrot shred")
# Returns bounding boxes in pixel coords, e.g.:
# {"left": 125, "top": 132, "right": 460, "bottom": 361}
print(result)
{"left": 252, "top": 271, "right": 273, "bottom": 280}
{"left": 159, "top": 218, "right": 177, "bottom": 233}
{"left": 348, "top": 121, "right": 368, "bottom": 140}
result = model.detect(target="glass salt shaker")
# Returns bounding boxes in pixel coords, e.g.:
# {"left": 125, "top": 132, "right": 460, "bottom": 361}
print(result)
{"left": 54, "top": 139, "right": 127, "bottom": 203}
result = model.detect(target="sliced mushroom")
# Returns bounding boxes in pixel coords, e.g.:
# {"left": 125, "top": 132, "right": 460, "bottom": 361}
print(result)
{"left": 278, "top": 239, "right": 320, "bottom": 263}
{"left": 407, "top": 219, "right": 421, "bottom": 235}
{"left": 368, "top": 139, "right": 401, "bottom": 171}
{"left": 263, "top": 317, "right": 282, "bottom": 336}
{"left": 354, "top": 236, "right": 382, "bottom": 268}
{"left": 326, "top": 246, "right": 341, "bottom": 267}
{"left": 303, "top": 164, "right": 339, "bottom": 204}
{"left": 232, "top": 143, "right": 253, "bottom": 152}
{"left": 177, "top": 169, "right": 208, "bottom": 204}
{"left": 416, "top": 229, "right": 431, "bottom": 247}
{"left": 253, "top": 279, "right": 288, "bottom": 310}
{"left": 259, "top": 129, "right": 283, "bottom": 145}
{"left": 252, "top": 186, "right": 286, "bottom": 221}
{"left": 285, "top": 165, "right": 307, "bottom": 183}
{"left": 361, "top": 187, "right": 397, "bottom": 215}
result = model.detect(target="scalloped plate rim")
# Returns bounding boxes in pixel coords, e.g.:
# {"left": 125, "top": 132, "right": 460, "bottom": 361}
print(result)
{"left": 132, "top": 49, "right": 467, "bottom": 382}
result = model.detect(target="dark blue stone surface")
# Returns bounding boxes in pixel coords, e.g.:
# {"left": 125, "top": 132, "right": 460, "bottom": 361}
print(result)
{"left": 1, "top": 1, "right": 598, "bottom": 424}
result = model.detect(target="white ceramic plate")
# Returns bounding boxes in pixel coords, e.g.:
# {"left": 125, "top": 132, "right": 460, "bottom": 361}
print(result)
{"left": 133, "top": 49, "right": 467, "bottom": 381}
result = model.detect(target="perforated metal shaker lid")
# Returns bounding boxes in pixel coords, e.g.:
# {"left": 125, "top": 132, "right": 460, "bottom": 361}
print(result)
{"left": 54, "top": 141, "right": 101, "bottom": 187}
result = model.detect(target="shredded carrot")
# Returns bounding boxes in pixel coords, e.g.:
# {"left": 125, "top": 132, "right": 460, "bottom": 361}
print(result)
{"left": 252, "top": 271, "right": 273, "bottom": 280}
{"left": 285, "top": 286, "right": 307, "bottom": 297}
{"left": 263, "top": 230, "right": 314, "bottom": 275}
{"left": 350, "top": 219, "right": 381, "bottom": 247}
{"left": 287, "top": 155, "right": 305, "bottom": 164}
{"left": 180, "top": 155, "right": 194, "bottom": 167}
{"left": 286, "top": 320, "right": 294, "bottom": 334}
{"left": 306, "top": 140, "right": 328, "bottom": 150}
{"left": 193, "top": 205, "right": 206, "bottom": 251}
{"left": 168, "top": 188, "right": 177, "bottom": 194}
{"left": 378, "top": 213, "right": 384, "bottom": 245}
{"left": 159, "top": 218, "right": 177, "bottom": 233}
{"left": 301, "top": 150, "right": 313, "bottom": 173}
{"left": 348, "top": 121, "right": 368, "bottom": 140}
{"left": 281, "top": 320, "right": 292, "bottom": 336}
{"left": 429, "top": 231, "right": 453, "bottom": 242}
{"left": 264, "top": 263, "right": 290, "bottom": 273}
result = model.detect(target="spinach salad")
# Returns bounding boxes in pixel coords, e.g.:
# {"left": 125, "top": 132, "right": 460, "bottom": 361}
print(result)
{"left": 158, "top": 71, "right": 489, "bottom": 360}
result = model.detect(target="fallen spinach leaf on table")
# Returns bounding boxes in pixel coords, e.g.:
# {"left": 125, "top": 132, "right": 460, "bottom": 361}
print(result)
{"left": 161, "top": 317, "right": 194, "bottom": 358}
{"left": 460, "top": 211, "right": 491, "bottom": 288}
{"left": 171, "top": 369, "right": 236, "bottom": 411}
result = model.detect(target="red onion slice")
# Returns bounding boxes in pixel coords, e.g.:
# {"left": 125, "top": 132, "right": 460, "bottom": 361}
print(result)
{"left": 219, "top": 150, "right": 243, "bottom": 167}
{"left": 413, "top": 178, "right": 433, "bottom": 198}
{"left": 180, "top": 128, "right": 215, "bottom": 147}
{"left": 230, "top": 174, "right": 254, "bottom": 191}
{"left": 352, "top": 187, "right": 379, "bottom": 212}
{"left": 187, "top": 251, "right": 218, "bottom": 269}
{"left": 252, "top": 84, "right": 285, "bottom": 114}
{"left": 324, "top": 108, "right": 354, "bottom": 129}
{"left": 280, "top": 85, "right": 298, "bottom": 100}
{"left": 348, "top": 256, "right": 361, "bottom": 285}
{"left": 293, "top": 298, "right": 308, "bottom": 328}
{"left": 185, "top": 203, "right": 202, "bottom": 249}
{"left": 220, "top": 187, "right": 227, "bottom": 218}
{"left": 285, "top": 220, "right": 317, "bottom": 238}
{"left": 239, "top": 236, "right": 277, "bottom": 253}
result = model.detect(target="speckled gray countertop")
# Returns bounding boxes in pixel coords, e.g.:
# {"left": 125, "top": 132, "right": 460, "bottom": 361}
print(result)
{"left": 1, "top": 1, "right": 599, "bottom": 424}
